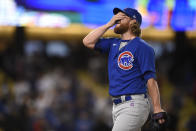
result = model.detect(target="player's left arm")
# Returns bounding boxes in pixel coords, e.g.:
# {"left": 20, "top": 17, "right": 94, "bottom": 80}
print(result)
{"left": 147, "top": 78, "right": 165, "bottom": 124}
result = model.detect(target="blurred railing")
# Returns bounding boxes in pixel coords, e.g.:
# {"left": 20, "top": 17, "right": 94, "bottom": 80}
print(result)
{"left": 1, "top": 24, "right": 196, "bottom": 42}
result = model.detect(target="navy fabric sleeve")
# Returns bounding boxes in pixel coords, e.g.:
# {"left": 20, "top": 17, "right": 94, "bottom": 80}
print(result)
{"left": 136, "top": 43, "right": 156, "bottom": 81}
{"left": 94, "top": 38, "right": 115, "bottom": 54}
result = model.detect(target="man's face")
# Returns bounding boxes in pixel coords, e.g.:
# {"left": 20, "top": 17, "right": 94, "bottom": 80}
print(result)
{"left": 114, "top": 12, "right": 131, "bottom": 34}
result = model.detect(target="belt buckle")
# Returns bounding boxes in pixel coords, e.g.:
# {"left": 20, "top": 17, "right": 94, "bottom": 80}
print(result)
{"left": 121, "top": 95, "right": 126, "bottom": 102}
{"left": 113, "top": 95, "right": 132, "bottom": 105}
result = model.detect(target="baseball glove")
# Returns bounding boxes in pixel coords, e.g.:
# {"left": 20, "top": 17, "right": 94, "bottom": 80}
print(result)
{"left": 151, "top": 112, "right": 168, "bottom": 131}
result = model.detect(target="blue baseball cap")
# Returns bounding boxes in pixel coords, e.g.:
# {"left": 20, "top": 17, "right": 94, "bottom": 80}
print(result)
{"left": 113, "top": 7, "right": 142, "bottom": 26}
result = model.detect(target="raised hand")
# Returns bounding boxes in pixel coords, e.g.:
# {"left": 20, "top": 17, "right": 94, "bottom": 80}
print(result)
{"left": 106, "top": 12, "right": 126, "bottom": 28}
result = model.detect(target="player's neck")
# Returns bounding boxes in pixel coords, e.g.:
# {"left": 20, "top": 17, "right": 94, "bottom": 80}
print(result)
{"left": 121, "top": 31, "right": 136, "bottom": 41}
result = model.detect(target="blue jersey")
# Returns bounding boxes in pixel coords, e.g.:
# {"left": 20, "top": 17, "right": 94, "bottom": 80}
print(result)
{"left": 94, "top": 37, "right": 156, "bottom": 96}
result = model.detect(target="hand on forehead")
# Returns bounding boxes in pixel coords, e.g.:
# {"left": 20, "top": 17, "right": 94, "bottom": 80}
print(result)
{"left": 116, "top": 12, "right": 131, "bottom": 20}
{"left": 116, "top": 12, "right": 126, "bottom": 16}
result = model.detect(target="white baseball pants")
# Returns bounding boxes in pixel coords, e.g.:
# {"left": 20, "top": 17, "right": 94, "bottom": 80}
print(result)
{"left": 112, "top": 94, "right": 150, "bottom": 131}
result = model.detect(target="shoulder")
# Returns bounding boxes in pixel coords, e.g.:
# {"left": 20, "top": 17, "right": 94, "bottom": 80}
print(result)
{"left": 99, "top": 37, "right": 120, "bottom": 41}
{"left": 96, "top": 37, "right": 121, "bottom": 46}
{"left": 97, "top": 37, "right": 120, "bottom": 45}
{"left": 135, "top": 37, "right": 154, "bottom": 52}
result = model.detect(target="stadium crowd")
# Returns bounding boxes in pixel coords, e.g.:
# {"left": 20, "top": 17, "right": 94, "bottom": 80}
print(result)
{"left": 0, "top": 32, "right": 196, "bottom": 131}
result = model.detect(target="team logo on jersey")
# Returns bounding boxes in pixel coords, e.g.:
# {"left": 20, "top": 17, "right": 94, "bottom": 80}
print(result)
{"left": 118, "top": 51, "right": 134, "bottom": 70}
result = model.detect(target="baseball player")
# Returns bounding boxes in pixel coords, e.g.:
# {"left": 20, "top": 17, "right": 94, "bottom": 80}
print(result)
{"left": 83, "top": 7, "right": 167, "bottom": 131}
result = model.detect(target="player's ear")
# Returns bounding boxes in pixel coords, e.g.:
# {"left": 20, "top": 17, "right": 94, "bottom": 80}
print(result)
{"left": 130, "top": 19, "right": 136, "bottom": 24}
{"left": 129, "top": 21, "right": 141, "bottom": 37}
{"left": 129, "top": 19, "right": 136, "bottom": 28}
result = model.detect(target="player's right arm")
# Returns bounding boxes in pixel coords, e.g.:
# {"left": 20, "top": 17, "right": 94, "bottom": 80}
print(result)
{"left": 83, "top": 13, "right": 125, "bottom": 49}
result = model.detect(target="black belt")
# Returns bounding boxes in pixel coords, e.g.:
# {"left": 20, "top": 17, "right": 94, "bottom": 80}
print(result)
{"left": 112, "top": 94, "right": 147, "bottom": 105}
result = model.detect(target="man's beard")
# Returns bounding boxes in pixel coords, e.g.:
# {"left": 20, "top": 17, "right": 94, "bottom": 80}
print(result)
{"left": 114, "top": 23, "right": 129, "bottom": 34}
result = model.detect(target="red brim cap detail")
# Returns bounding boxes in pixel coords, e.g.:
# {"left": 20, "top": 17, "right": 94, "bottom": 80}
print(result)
{"left": 113, "top": 8, "right": 124, "bottom": 15}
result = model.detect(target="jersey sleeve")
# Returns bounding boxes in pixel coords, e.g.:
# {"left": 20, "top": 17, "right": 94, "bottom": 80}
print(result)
{"left": 136, "top": 43, "right": 156, "bottom": 81}
{"left": 94, "top": 38, "right": 115, "bottom": 54}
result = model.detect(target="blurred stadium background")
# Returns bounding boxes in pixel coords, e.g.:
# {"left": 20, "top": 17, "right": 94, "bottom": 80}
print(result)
{"left": 0, "top": 0, "right": 196, "bottom": 131}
